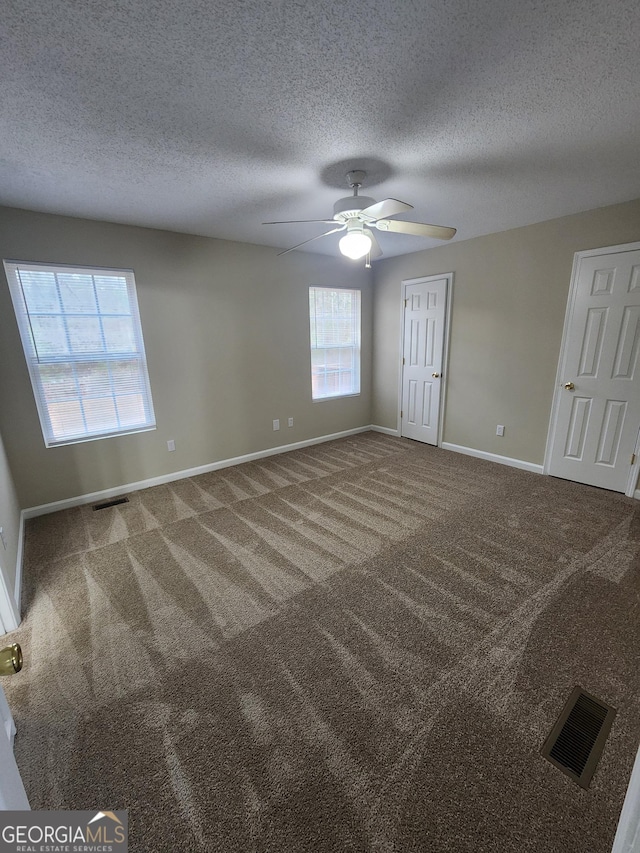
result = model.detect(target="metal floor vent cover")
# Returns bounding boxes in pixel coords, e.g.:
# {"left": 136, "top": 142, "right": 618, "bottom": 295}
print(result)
{"left": 92, "top": 496, "right": 130, "bottom": 511}
{"left": 541, "top": 686, "right": 616, "bottom": 789}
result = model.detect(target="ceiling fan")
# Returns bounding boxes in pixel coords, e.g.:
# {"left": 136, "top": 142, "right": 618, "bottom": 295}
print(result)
{"left": 263, "top": 170, "right": 456, "bottom": 266}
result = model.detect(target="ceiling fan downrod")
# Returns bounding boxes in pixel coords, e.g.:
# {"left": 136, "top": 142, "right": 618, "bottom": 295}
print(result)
{"left": 346, "top": 169, "right": 367, "bottom": 196}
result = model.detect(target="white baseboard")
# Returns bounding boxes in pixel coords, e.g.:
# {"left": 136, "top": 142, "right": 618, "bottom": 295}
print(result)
{"left": 23, "top": 426, "right": 374, "bottom": 519}
{"left": 441, "top": 442, "right": 545, "bottom": 474}
{"left": 370, "top": 424, "right": 400, "bottom": 436}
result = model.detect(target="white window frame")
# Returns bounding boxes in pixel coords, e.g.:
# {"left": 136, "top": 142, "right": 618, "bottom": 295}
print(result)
{"left": 3, "top": 260, "right": 156, "bottom": 447}
{"left": 309, "top": 286, "right": 361, "bottom": 401}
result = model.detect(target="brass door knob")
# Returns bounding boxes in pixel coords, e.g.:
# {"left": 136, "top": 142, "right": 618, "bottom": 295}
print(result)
{"left": 0, "top": 643, "right": 22, "bottom": 675}
{"left": 432, "top": 372, "right": 440, "bottom": 378}
{"left": 564, "top": 382, "right": 575, "bottom": 390}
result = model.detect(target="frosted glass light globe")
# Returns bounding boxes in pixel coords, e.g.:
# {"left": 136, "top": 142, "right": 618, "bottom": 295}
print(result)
{"left": 339, "top": 231, "right": 372, "bottom": 260}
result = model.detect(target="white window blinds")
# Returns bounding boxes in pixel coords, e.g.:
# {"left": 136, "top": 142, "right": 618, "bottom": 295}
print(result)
{"left": 4, "top": 261, "right": 156, "bottom": 447}
{"left": 309, "top": 287, "right": 361, "bottom": 400}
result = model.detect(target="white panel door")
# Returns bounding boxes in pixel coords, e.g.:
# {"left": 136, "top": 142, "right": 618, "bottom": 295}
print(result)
{"left": 0, "top": 682, "right": 29, "bottom": 809}
{"left": 547, "top": 246, "right": 640, "bottom": 492}
{"left": 401, "top": 277, "right": 447, "bottom": 444}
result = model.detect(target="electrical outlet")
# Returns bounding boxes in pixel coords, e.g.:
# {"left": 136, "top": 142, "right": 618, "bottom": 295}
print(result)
{"left": 273, "top": 419, "right": 280, "bottom": 431}
{"left": 167, "top": 439, "right": 176, "bottom": 451}
{"left": 288, "top": 417, "right": 294, "bottom": 427}
{"left": 496, "top": 425, "right": 505, "bottom": 437}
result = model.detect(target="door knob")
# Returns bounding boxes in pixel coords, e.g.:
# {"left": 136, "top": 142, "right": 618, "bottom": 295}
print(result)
{"left": 432, "top": 372, "right": 440, "bottom": 378}
{"left": 564, "top": 382, "right": 575, "bottom": 391}
{"left": 0, "top": 643, "right": 22, "bottom": 675}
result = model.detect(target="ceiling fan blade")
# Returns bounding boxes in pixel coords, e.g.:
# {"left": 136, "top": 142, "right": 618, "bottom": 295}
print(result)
{"left": 366, "top": 230, "right": 383, "bottom": 259}
{"left": 263, "top": 218, "right": 337, "bottom": 225}
{"left": 375, "top": 219, "right": 457, "bottom": 240}
{"left": 276, "top": 225, "right": 346, "bottom": 256}
{"left": 360, "top": 198, "right": 413, "bottom": 220}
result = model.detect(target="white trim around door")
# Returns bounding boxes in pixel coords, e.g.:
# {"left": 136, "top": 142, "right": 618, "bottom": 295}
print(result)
{"left": 0, "top": 566, "right": 19, "bottom": 635}
{"left": 397, "top": 272, "right": 453, "bottom": 445}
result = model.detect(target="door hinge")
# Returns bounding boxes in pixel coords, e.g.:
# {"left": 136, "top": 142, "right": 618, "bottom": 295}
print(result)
{"left": 402, "top": 357, "right": 405, "bottom": 365}
{"left": 404, "top": 299, "right": 408, "bottom": 307}
{"left": 632, "top": 453, "right": 637, "bottom": 465}
{"left": 400, "top": 410, "right": 403, "bottom": 418}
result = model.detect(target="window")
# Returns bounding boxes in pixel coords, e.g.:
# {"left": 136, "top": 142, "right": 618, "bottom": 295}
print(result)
{"left": 4, "top": 261, "right": 156, "bottom": 447}
{"left": 309, "top": 286, "right": 361, "bottom": 400}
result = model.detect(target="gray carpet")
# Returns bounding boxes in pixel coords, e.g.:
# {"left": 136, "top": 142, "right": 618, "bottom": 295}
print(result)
{"left": 4, "top": 432, "right": 640, "bottom": 852}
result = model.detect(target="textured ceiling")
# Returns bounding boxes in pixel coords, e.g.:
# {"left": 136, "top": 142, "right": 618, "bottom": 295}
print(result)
{"left": 1, "top": 0, "right": 640, "bottom": 259}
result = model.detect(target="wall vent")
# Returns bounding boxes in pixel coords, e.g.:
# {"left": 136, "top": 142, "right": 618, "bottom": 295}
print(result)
{"left": 92, "top": 496, "right": 130, "bottom": 511}
{"left": 541, "top": 686, "right": 616, "bottom": 789}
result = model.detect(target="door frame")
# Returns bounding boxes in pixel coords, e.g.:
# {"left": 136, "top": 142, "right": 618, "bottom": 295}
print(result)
{"left": 544, "top": 240, "right": 640, "bottom": 498}
{"left": 397, "top": 272, "right": 453, "bottom": 444}
{"left": 0, "top": 564, "right": 19, "bottom": 636}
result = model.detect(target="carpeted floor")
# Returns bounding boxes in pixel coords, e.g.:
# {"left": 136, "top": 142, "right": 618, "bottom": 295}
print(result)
{"left": 4, "top": 432, "right": 640, "bottom": 852}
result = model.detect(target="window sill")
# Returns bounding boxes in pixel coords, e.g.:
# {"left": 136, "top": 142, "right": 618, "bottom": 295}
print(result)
{"left": 45, "top": 424, "right": 156, "bottom": 448}
{"left": 312, "top": 393, "right": 361, "bottom": 403}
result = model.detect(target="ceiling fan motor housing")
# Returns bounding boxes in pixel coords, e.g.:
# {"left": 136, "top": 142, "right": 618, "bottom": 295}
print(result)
{"left": 333, "top": 195, "right": 375, "bottom": 221}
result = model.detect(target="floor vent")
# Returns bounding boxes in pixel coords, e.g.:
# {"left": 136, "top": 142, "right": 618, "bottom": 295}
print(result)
{"left": 541, "top": 686, "right": 616, "bottom": 789}
{"left": 92, "top": 496, "right": 130, "bottom": 511}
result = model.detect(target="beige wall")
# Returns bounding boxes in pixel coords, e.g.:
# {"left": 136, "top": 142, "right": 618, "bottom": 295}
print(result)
{"left": 373, "top": 199, "right": 640, "bottom": 465}
{"left": 0, "top": 207, "right": 372, "bottom": 507}
{"left": 0, "top": 426, "right": 21, "bottom": 604}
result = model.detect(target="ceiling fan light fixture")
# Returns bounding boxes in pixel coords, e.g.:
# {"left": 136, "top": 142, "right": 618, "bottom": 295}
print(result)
{"left": 339, "top": 228, "right": 372, "bottom": 260}
{"left": 264, "top": 169, "right": 456, "bottom": 256}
